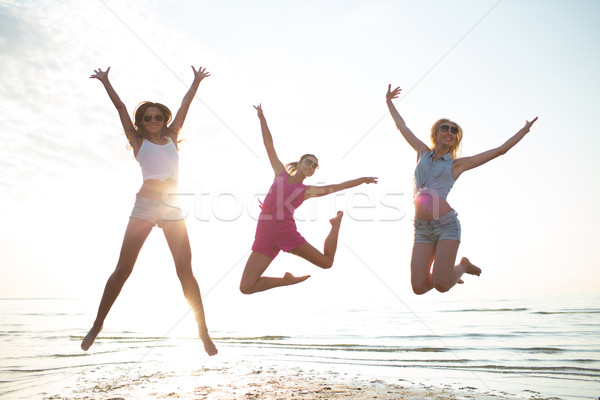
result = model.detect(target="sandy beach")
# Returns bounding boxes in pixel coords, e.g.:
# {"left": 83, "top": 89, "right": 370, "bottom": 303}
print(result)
{"left": 44, "top": 359, "right": 524, "bottom": 400}
{"left": 172, "top": 367, "right": 520, "bottom": 400}
{"left": 173, "top": 369, "right": 517, "bottom": 400}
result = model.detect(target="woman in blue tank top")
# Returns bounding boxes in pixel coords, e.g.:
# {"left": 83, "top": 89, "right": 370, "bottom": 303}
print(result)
{"left": 81, "top": 66, "right": 217, "bottom": 356}
{"left": 386, "top": 84, "right": 537, "bottom": 295}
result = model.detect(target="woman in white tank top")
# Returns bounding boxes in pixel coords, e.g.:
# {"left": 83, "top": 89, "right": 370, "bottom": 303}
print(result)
{"left": 81, "top": 66, "right": 218, "bottom": 356}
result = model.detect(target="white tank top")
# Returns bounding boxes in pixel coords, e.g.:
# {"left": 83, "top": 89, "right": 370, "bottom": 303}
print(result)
{"left": 135, "top": 137, "right": 179, "bottom": 182}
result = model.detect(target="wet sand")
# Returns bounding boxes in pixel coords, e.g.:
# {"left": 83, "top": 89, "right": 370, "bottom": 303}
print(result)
{"left": 53, "top": 362, "right": 522, "bottom": 400}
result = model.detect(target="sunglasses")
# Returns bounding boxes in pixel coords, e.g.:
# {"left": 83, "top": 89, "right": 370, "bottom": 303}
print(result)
{"left": 303, "top": 159, "right": 319, "bottom": 169}
{"left": 440, "top": 125, "right": 459, "bottom": 134}
{"left": 143, "top": 114, "right": 164, "bottom": 123}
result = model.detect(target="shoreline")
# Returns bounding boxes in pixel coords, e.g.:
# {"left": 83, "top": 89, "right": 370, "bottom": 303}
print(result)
{"left": 41, "top": 360, "right": 530, "bottom": 400}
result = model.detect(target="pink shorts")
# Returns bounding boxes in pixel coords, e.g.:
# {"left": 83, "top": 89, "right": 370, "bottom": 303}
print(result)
{"left": 252, "top": 219, "right": 307, "bottom": 259}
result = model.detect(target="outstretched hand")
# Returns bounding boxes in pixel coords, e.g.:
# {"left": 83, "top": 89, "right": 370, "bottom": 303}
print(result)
{"left": 521, "top": 117, "right": 538, "bottom": 133}
{"left": 362, "top": 177, "right": 378, "bottom": 184}
{"left": 386, "top": 84, "right": 401, "bottom": 102}
{"left": 253, "top": 103, "right": 265, "bottom": 119}
{"left": 192, "top": 66, "right": 211, "bottom": 81}
{"left": 90, "top": 67, "right": 110, "bottom": 81}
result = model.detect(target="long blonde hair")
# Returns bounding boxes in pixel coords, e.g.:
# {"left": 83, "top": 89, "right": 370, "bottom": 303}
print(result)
{"left": 285, "top": 154, "right": 318, "bottom": 175}
{"left": 430, "top": 119, "right": 463, "bottom": 158}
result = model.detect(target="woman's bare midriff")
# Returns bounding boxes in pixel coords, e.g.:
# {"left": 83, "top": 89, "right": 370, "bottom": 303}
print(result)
{"left": 137, "top": 179, "right": 178, "bottom": 200}
{"left": 414, "top": 193, "right": 454, "bottom": 221}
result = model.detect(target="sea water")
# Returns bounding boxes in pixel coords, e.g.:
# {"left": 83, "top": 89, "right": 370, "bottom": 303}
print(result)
{"left": 1, "top": 294, "right": 598, "bottom": 399}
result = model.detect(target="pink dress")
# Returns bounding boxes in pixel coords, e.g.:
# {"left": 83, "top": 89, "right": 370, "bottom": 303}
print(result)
{"left": 252, "top": 171, "right": 308, "bottom": 259}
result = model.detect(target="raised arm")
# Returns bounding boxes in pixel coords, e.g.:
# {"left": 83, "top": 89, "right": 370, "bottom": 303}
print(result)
{"left": 304, "top": 177, "right": 378, "bottom": 199}
{"left": 90, "top": 67, "right": 135, "bottom": 139}
{"left": 386, "top": 84, "right": 429, "bottom": 155}
{"left": 254, "top": 104, "right": 285, "bottom": 177}
{"left": 453, "top": 117, "right": 538, "bottom": 179}
{"left": 169, "top": 66, "right": 210, "bottom": 135}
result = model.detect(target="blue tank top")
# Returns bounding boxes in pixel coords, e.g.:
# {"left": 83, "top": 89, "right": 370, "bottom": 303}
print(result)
{"left": 414, "top": 150, "right": 455, "bottom": 201}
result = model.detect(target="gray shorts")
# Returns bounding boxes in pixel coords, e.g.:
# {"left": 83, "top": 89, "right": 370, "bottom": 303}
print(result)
{"left": 130, "top": 195, "right": 184, "bottom": 227}
{"left": 414, "top": 211, "right": 461, "bottom": 243}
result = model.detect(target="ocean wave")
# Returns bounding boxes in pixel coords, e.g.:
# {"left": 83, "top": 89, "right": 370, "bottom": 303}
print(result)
{"left": 507, "top": 347, "right": 564, "bottom": 353}
{"left": 220, "top": 340, "right": 451, "bottom": 353}
{"left": 534, "top": 310, "right": 600, "bottom": 314}
{"left": 69, "top": 335, "right": 168, "bottom": 341}
{"left": 467, "top": 364, "right": 600, "bottom": 377}
{"left": 22, "top": 312, "right": 77, "bottom": 316}
{"left": 273, "top": 356, "right": 600, "bottom": 379}
{"left": 217, "top": 335, "right": 290, "bottom": 341}
{"left": 442, "top": 308, "right": 528, "bottom": 312}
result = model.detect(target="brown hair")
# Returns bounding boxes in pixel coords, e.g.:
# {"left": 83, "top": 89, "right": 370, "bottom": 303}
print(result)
{"left": 430, "top": 119, "right": 463, "bottom": 159}
{"left": 132, "top": 101, "right": 173, "bottom": 140}
{"left": 285, "top": 154, "right": 318, "bottom": 175}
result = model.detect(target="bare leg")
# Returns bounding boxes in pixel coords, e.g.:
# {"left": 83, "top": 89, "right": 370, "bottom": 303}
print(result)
{"left": 432, "top": 240, "right": 481, "bottom": 293}
{"left": 81, "top": 218, "right": 154, "bottom": 351}
{"left": 324, "top": 211, "right": 343, "bottom": 261}
{"left": 410, "top": 243, "right": 436, "bottom": 295}
{"left": 289, "top": 211, "right": 344, "bottom": 269}
{"left": 162, "top": 221, "right": 217, "bottom": 356}
{"left": 239, "top": 251, "right": 310, "bottom": 294}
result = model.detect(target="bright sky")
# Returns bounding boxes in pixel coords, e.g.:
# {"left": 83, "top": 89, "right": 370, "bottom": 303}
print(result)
{"left": 1, "top": 0, "right": 599, "bottom": 317}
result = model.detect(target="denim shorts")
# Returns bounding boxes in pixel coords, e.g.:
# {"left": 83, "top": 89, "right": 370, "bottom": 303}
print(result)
{"left": 414, "top": 211, "right": 461, "bottom": 243}
{"left": 130, "top": 195, "right": 184, "bottom": 227}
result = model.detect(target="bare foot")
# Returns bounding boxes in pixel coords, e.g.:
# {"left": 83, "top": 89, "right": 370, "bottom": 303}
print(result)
{"left": 460, "top": 257, "right": 481, "bottom": 276}
{"left": 330, "top": 211, "right": 344, "bottom": 226}
{"left": 81, "top": 323, "right": 103, "bottom": 351}
{"left": 283, "top": 272, "right": 310, "bottom": 285}
{"left": 199, "top": 329, "right": 218, "bottom": 356}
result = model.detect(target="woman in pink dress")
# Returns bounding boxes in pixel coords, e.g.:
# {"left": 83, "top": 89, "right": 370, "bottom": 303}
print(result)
{"left": 240, "top": 104, "right": 378, "bottom": 294}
